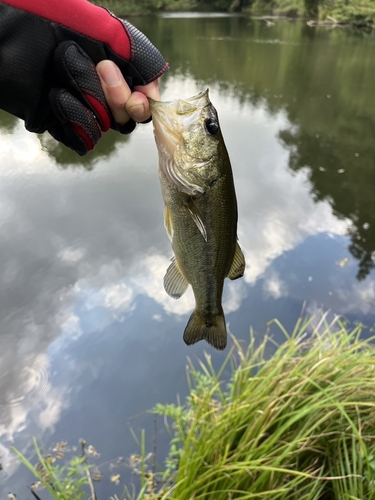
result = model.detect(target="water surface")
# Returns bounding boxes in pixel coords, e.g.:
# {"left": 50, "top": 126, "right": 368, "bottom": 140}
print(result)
{"left": 0, "top": 15, "right": 374, "bottom": 497}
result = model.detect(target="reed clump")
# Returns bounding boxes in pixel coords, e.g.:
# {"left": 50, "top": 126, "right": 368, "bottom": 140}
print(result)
{"left": 149, "top": 315, "right": 375, "bottom": 499}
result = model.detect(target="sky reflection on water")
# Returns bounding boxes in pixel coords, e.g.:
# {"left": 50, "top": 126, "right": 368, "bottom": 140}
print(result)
{"left": 1, "top": 21, "right": 375, "bottom": 496}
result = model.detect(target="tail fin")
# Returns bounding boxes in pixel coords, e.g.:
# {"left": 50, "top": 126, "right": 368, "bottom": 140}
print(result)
{"left": 183, "top": 310, "right": 227, "bottom": 350}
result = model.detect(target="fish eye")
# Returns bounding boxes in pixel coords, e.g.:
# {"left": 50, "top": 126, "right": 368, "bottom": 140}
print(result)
{"left": 205, "top": 118, "right": 219, "bottom": 136}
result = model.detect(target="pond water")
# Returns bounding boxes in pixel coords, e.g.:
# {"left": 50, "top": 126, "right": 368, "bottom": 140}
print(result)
{"left": 1, "top": 14, "right": 375, "bottom": 498}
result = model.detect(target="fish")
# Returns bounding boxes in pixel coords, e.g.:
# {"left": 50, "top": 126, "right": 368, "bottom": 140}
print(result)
{"left": 149, "top": 89, "right": 245, "bottom": 350}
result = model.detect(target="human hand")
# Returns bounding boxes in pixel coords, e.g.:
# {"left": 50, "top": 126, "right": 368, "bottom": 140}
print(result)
{"left": 0, "top": 0, "right": 169, "bottom": 155}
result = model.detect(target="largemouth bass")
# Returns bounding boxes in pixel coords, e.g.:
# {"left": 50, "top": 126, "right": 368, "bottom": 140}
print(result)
{"left": 150, "top": 89, "right": 245, "bottom": 350}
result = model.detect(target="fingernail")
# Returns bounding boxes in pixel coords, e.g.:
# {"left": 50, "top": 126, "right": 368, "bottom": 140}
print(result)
{"left": 98, "top": 61, "right": 120, "bottom": 86}
{"left": 129, "top": 104, "right": 146, "bottom": 121}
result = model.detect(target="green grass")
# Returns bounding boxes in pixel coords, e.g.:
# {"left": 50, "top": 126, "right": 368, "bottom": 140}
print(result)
{"left": 150, "top": 314, "right": 375, "bottom": 499}
{"left": 251, "top": 0, "right": 375, "bottom": 24}
{"left": 13, "top": 314, "right": 375, "bottom": 499}
{"left": 12, "top": 438, "right": 93, "bottom": 499}
{"left": 319, "top": 0, "right": 375, "bottom": 25}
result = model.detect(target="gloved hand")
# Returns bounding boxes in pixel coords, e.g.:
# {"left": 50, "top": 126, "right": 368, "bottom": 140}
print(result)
{"left": 0, "top": 0, "right": 169, "bottom": 155}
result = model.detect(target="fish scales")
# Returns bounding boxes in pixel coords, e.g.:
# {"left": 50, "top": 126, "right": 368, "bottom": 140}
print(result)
{"left": 150, "top": 89, "right": 245, "bottom": 350}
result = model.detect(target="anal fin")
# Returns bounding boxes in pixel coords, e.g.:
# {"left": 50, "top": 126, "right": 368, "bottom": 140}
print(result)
{"left": 227, "top": 242, "right": 245, "bottom": 280}
{"left": 164, "top": 257, "right": 189, "bottom": 299}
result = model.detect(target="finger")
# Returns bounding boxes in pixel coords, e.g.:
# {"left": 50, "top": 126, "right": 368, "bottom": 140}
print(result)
{"left": 96, "top": 60, "right": 132, "bottom": 125}
{"left": 125, "top": 92, "right": 151, "bottom": 123}
{"left": 126, "top": 81, "right": 162, "bottom": 122}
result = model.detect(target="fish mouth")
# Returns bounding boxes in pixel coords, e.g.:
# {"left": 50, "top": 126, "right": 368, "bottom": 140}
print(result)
{"left": 149, "top": 89, "right": 212, "bottom": 196}
{"left": 149, "top": 88, "right": 210, "bottom": 118}
{"left": 149, "top": 88, "right": 210, "bottom": 141}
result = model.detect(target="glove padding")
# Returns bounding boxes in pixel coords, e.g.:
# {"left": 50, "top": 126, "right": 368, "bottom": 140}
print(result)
{"left": 49, "top": 41, "right": 137, "bottom": 155}
{"left": 0, "top": 0, "right": 169, "bottom": 155}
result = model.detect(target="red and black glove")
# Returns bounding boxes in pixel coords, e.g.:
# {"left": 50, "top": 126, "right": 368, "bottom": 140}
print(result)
{"left": 0, "top": 0, "right": 169, "bottom": 155}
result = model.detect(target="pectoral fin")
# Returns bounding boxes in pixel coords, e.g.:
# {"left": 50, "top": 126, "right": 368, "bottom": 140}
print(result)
{"left": 227, "top": 242, "right": 245, "bottom": 280}
{"left": 164, "top": 257, "right": 189, "bottom": 299}
{"left": 164, "top": 205, "right": 173, "bottom": 242}
{"left": 186, "top": 198, "right": 207, "bottom": 242}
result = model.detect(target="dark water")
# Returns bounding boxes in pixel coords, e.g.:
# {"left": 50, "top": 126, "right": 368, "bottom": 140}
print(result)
{"left": 1, "top": 14, "right": 375, "bottom": 497}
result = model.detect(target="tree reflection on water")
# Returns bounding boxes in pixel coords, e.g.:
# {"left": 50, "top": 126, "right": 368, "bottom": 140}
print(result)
{"left": 134, "top": 15, "right": 375, "bottom": 281}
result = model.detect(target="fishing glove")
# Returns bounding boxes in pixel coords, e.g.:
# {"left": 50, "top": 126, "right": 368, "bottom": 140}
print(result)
{"left": 0, "top": 0, "right": 169, "bottom": 155}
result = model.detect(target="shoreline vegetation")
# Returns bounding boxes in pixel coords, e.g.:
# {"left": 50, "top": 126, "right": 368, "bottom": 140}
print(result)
{"left": 91, "top": 0, "right": 375, "bottom": 29}
{"left": 13, "top": 315, "right": 375, "bottom": 499}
